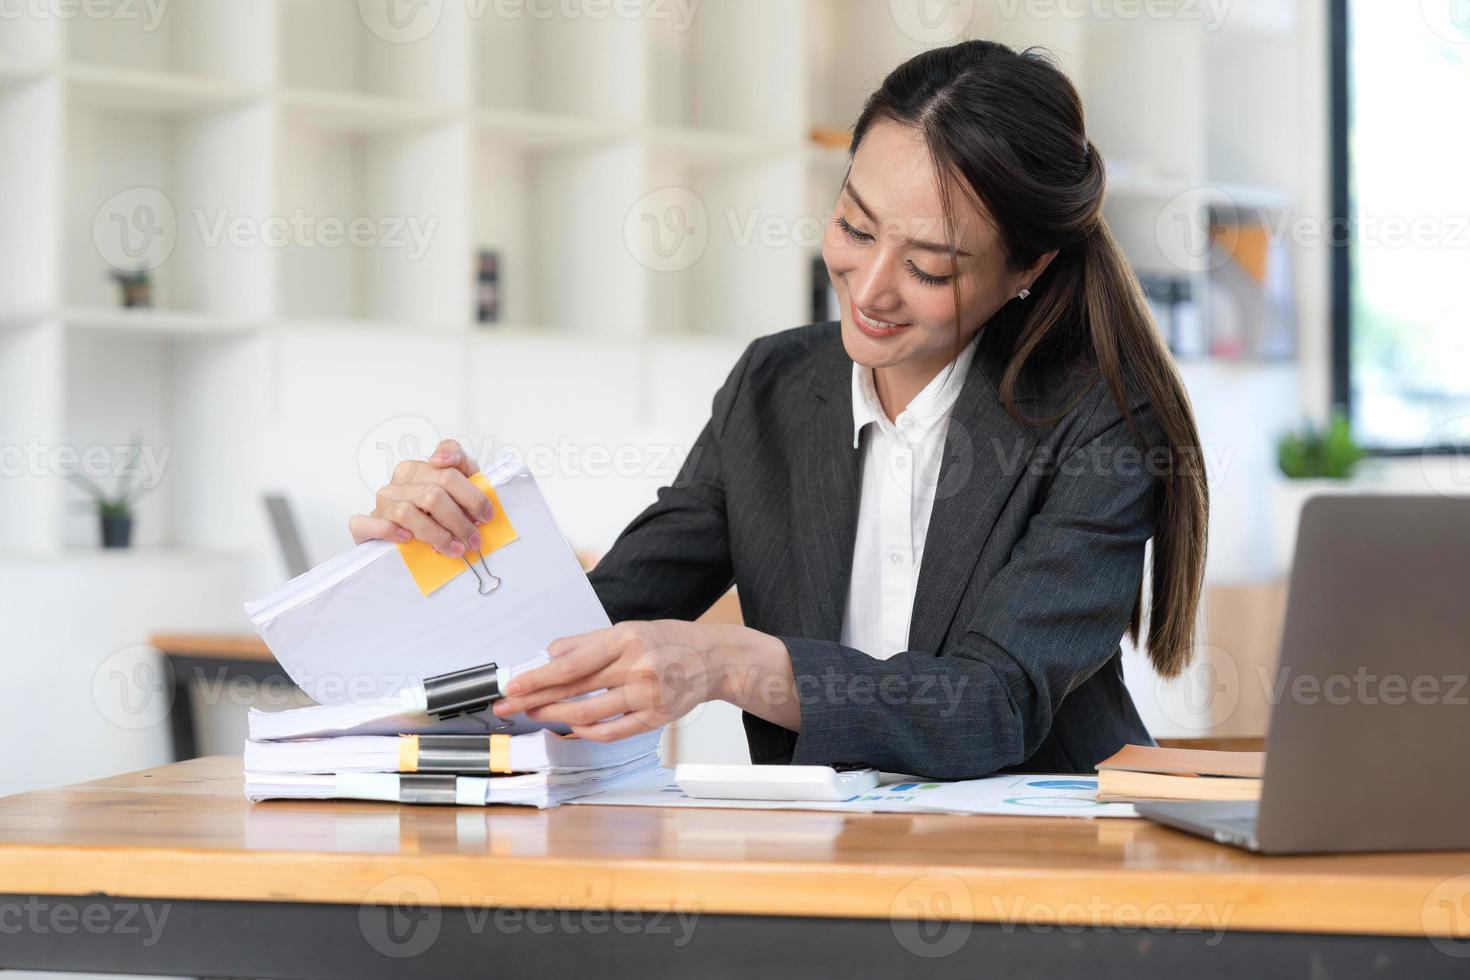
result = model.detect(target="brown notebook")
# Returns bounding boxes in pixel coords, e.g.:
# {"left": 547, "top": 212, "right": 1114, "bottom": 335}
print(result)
{"left": 1095, "top": 744, "right": 1264, "bottom": 803}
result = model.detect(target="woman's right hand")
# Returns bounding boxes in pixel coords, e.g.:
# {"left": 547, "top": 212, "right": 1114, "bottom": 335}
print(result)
{"left": 348, "top": 438, "right": 493, "bottom": 557}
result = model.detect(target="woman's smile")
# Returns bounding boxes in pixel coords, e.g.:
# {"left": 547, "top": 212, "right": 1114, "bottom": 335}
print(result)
{"left": 850, "top": 300, "right": 912, "bottom": 339}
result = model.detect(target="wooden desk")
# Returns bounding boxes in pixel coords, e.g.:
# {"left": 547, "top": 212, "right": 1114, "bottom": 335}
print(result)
{"left": 148, "top": 632, "right": 275, "bottom": 661}
{"left": 1, "top": 758, "right": 1466, "bottom": 978}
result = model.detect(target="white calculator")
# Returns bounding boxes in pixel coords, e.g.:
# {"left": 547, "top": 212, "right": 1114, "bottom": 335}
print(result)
{"left": 674, "top": 764, "right": 880, "bottom": 802}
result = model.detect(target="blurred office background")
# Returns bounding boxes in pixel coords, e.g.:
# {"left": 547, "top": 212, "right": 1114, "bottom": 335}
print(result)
{"left": 1, "top": 0, "right": 1466, "bottom": 797}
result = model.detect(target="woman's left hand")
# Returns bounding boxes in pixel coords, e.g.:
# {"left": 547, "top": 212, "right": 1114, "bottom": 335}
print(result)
{"left": 490, "top": 620, "right": 732, "bottom": 741}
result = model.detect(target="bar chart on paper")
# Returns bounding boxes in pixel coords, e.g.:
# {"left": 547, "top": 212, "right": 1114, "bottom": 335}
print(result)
{"left": 574, "top": 772, "right": 1138, "bottom": 818}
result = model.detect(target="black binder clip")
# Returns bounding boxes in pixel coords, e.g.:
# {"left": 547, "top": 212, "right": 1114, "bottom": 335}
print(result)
{"left": 422, "top": 662, "right": 506, "bottom": 721}
{"left": 417, "top": 735, "right": 492, "bottom": 773}
{"left": 398, "top": 773, "right": 459, "bottom": 805}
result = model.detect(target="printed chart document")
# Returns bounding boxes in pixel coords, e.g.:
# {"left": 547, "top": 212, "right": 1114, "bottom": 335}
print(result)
{"left": 571, "top": 769, "right": 1139, "bottom": 818}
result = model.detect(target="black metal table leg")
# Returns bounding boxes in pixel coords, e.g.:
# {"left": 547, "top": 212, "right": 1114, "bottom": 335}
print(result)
{"left": 165, "top": 656, "right": 198, "bottom": 761}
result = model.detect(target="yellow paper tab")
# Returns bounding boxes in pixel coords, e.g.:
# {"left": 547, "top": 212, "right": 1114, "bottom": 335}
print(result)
{"left": 489, "top": 733, "right": 512, "bottom": 774}
{"left": 398, "top": 735, "right": 419, "bottom": 773}
{"left": 397, "top": 472, "right": 519, "bottom": 596}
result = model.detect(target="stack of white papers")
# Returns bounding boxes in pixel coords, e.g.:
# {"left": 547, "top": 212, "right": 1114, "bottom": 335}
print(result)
{"left": 244, "top": 729, "right": 661, "bottom": 776}
{"left": 245, "top": 456, "right": 609, "bottom": 718}
{"left": 240, "top": 455, "right": 661, "bottom": 807}
{"left": 245, "top": 756, "right": 662, "bottom": 809}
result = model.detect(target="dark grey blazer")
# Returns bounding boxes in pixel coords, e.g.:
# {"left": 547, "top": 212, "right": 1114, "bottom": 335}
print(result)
{"left": 588, "top": 321, "right": 1159, "bottom": 778}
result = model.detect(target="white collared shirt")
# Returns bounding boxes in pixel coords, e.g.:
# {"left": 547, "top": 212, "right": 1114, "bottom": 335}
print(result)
{"left": 840, "top": 341, "right": 978, "bottom": 659}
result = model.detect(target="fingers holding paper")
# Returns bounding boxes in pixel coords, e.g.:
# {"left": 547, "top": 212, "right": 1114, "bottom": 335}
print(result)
{"left": 492, "top": 621, "right": 725, "bottom": 741}
{"left": 349, "top": 439, "right": 494, "bottom": 554}
{"left": 427, "top": 438, "right": 480, "bottom": 478}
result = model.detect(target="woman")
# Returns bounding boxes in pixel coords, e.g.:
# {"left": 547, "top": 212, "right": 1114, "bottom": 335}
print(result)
{"left": 350, "top": 40, "right": 1208, "bottom": 778}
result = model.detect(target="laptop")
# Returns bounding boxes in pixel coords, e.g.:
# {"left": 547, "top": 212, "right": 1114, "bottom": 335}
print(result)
{"left": 1136, "top": 495, "right": 1470, "bottom": 854}
{"left": 263, "top": 494, "right": 312, "bottom": 578}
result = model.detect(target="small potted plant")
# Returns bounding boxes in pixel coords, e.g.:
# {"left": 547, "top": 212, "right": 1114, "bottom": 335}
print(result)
{"left": 108, "top": 267, "right": 153, "bottom": 308}
{"left": 1271, "top": 413, "right": 1369, "bottom": 568}
{"left": 66, "top": 441, "right": 154, "bottom": 549}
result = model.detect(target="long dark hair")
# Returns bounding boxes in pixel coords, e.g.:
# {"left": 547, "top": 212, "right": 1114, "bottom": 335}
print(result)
{"left": 849, "top": 40, "right": 1208, "bottom": 678}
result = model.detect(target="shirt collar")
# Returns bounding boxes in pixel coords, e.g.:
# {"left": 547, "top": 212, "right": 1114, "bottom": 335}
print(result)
{"left": 850, "top": 339, "right": 978, "bottom": 449}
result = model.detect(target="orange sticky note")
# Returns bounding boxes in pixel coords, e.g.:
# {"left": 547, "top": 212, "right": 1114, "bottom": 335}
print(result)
{"left": 397, "top": 472, "right": 519, "bottom": 596}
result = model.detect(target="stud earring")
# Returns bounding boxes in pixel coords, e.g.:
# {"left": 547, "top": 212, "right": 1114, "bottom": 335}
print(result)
{"left": 1018, "top": 288, "right": 1031, "bottom": 300}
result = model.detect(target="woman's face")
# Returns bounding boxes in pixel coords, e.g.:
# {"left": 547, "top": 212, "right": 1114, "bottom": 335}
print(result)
{"left": 822, "top": 118, "right": 1026, "bottom": 373}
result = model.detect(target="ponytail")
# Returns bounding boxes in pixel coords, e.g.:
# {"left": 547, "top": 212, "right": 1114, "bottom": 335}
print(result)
{"left": 1079, "top": 220, "right": 1208, "bottom": 677}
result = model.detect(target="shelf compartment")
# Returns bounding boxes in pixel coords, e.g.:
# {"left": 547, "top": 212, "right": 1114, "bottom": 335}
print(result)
{"left": 63, "top": 97, "right": 274, "bottom": 316}
{"left": 645, "top": 0, "right": 804, "bottom": 140}
{"left": 0, "top": 9, "right": 58, "bottom": 69}
{"left": 473, "top": 126, "right": 645, "bottom": 331}
{"left": 0, "top": 79, "right": 60, "bottom": 312}
{"left": 277, "top": 113, "right": 469, "bottom": 326}
{"left": 0, "top": 321, "right": 63, "bottom": 551}
{"left": 473, "top": 136, "right": 646, "bottom": 335}
{"left": 59, "top": 329, "right": 269, "bottom": 550}
{"left": 474, "top": 4, "right": 641, "bottom": 121}
{"left": 641, "top": 151, "right": 809, "bottom": 339}
{"left": 65, "top": 0, "right": 272, "bottom": 84}
{"left": 279, "top": 0, "right": 468, "bottom": 104}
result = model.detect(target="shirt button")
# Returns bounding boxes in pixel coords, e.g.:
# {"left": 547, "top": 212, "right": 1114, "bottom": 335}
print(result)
{"left": 894, "top": 454, "right": 909, "bottom": 470}
{"left": 889, "top": 552, "right": 903, "bottom": 566}
{"left": 898, "top": 415, "right": 916, "bottom": 431}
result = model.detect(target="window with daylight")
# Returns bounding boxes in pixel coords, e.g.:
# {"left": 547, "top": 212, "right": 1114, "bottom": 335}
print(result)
{"left": 1332, "top": 0, "right": 1470, "bottom": 452}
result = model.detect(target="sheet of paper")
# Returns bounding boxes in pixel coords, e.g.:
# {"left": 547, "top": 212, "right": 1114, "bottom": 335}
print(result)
{"left": 397, "top": 473, "right": 520, "bottom": 596}
{"left": 570, "top": 769, "right": 1138, "bottom": 819}
{"left": 246, "top": 460, "right": 610, "bottom": 707}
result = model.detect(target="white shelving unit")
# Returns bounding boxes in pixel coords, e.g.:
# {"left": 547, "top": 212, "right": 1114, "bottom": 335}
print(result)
{"left": 1082, "top": 5, "right": 1302, "bottom": 368}
{"left": 0, "top": 0, "right": 1311, "bottom": 570}
{"left": 0, "top": 0, "right": 1307, "bottom": 552}
{"left": 0, "top": 0, "right": 829, "bottom": 558}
